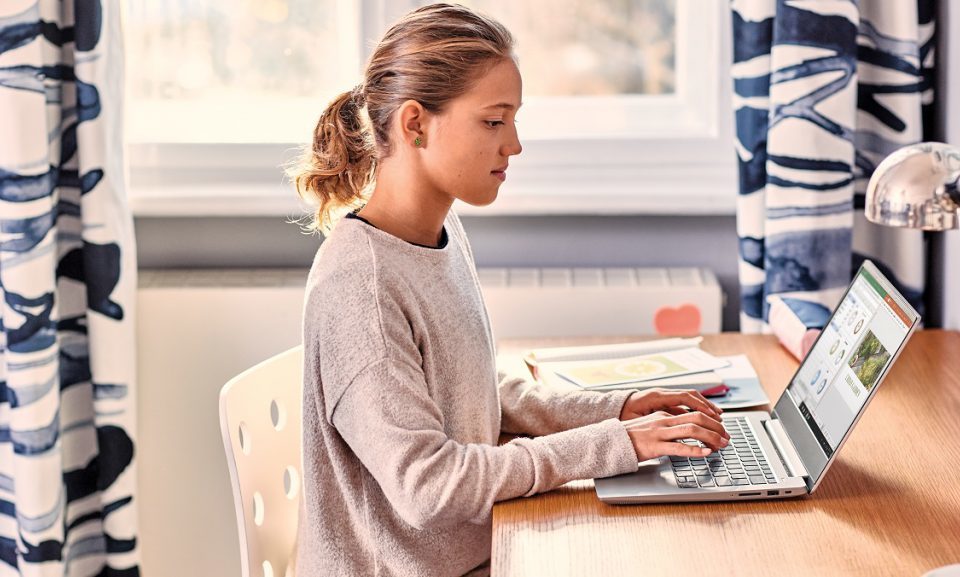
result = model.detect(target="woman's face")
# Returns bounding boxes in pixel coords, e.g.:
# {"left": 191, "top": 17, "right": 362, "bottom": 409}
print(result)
{"left": 420, "top": 58, "right": 523, "bottom": 206}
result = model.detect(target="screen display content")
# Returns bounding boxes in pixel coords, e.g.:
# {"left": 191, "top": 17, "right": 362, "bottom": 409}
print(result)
{"left": 786, "top": 267, "right": 917, "bottom": 456}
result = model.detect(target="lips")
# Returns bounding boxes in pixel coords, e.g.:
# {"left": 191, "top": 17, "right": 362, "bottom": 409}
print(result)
{"left": 491, "top": 166, "right": 508, "bottom": 182}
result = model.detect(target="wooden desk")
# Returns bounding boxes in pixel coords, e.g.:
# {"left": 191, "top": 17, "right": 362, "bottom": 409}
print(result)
{"left": 492, "top": 331, "right": 960, "bottom": 577}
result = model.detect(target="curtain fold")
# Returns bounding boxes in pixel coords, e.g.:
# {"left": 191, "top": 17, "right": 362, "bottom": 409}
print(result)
{"left": 0, "top": 1, "right": 139, "bottom": 575}
{"left": 732, "top": 0, "right": 935, "bottom": 333}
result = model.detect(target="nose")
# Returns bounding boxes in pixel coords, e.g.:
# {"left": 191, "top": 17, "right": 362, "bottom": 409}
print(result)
{"left": 502, "top": 123, "right": 522, "bottom": 156}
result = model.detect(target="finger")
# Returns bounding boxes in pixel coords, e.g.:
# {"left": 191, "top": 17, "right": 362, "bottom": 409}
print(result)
{"left": 663, "top": 390, "right": 722, "bottom": 418}
{"left": 696, "top": 390, "right": 724, "bottom": 415}
{"left": 657, "top": 441, "right": 712, "bottom": 458}
{"left": 659, "top": 422, "right": 729, "bottom": 451}
{"left": 682, "top": 390, "right": 723, "bottom": 416}
{"left": 662, "top": 411, "right": 729, "bottom": 439}
{"left": 664, "top": 407, "right": 688, "bottom": 416}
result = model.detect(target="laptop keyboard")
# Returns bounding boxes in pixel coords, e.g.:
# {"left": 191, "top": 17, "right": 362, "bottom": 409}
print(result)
{"left": 669, "top": 416, "right": 777, "bottom": 488}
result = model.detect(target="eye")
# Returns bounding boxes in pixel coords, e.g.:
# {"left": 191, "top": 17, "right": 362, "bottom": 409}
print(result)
{"left": 485, "top": 120, "right": 505, "bottom": 128}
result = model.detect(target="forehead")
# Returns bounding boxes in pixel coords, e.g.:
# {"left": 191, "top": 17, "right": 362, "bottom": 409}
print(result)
{"left": 452, "top": 59, "right": 522, "bottom": 108}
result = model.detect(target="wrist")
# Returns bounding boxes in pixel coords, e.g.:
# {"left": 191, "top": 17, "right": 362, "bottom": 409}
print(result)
{"left": 618, "top": 391, "right": 640, "bottom": 420}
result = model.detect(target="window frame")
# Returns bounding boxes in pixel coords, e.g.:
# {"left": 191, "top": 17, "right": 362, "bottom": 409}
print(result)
{"left": 127, "top": 0, "right": 736, "bottom": 218}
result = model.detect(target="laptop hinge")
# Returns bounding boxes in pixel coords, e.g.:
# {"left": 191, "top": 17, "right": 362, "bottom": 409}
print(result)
{"left": 764, "top": 418, "right": 809, "bottom": 478}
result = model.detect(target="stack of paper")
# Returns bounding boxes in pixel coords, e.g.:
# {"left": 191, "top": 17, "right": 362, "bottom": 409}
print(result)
{"left": 514, "top": 337, "right": 769, "bottom": 409}
{"left": 548, "top": 348, "right": 729, "bottom": 390}
{"left": 524, "top": 337, "right": 705, "bottom": 368}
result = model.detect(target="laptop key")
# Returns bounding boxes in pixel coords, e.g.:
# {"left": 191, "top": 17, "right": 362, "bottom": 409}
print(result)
{"left": 678, "top": 480, "right": 699, "bottom": 489}
{"left": 732, "top": 478, "right": 750, "bottom": 486}
{"left": 716, "top": 477, "right": 732, "bottom": 487}
{"left": 748, "top": 476, "right": 766, "bottom": 484}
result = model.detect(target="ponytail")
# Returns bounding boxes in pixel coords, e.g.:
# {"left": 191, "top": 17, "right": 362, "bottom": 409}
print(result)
{"left": 289, "top": 86, "right": 376, "bottom": 235}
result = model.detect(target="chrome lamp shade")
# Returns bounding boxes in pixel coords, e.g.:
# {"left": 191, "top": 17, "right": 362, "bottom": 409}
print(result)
{"left": 865, "top": 142, "right": 960, "bottom": 230}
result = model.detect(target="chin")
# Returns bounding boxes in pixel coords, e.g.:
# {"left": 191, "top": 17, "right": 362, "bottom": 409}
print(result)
{"left": 459, "top": 190, "right": 499, "bottom": 207}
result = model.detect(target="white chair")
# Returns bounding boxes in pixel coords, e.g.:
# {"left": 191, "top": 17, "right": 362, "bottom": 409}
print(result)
{"left": 219, "top": 346, "right": 304, "bottom": 577}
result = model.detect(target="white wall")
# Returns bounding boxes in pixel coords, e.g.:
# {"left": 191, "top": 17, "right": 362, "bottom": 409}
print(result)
{"left": 945, "top": 2, "right": 960, "bottom": 330}
{"left": 137, "top": 273, "right": 306, "bottom": 577}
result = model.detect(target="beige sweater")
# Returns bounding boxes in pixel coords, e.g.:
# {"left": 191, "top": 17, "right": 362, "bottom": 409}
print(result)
{"left": 296, "top": 211, "right": 639, "bottom": 577}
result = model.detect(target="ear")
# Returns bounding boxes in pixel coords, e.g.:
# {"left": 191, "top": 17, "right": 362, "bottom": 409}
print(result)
{"left": 397, "top": 99, "right": 428, "bottom": 148}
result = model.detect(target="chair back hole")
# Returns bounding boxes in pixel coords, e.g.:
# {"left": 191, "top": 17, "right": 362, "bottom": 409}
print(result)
{"left": 238, "top": 422, "right": 251, "bottom": 455}
{"left": 253, "top": 492, "right": 264, "bottom": 526}
{"left": 270, "top": 399, "right": 287, "bottom": 430}
{"left": 283, "top": 466, "right": 300, "bottom": 499}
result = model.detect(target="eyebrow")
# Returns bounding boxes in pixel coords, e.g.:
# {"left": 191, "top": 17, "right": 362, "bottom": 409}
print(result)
{"left": 482, "top": 102, "right": 522, "bottom": 111}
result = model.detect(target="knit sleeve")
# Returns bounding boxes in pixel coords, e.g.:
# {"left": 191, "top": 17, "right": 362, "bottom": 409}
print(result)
{"left": 497, "top": 371, "right": 634, "bottom": 436}
{"left": 329, "top": 358, "right": 638, "bottom": 531}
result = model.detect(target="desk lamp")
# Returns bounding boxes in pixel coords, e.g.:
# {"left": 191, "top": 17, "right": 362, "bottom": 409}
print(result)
{"left": 865, "top": 142, "right": 960, "bottom": 230}
{"left": 776, "top": 142, "right": 958, "bottom": 359}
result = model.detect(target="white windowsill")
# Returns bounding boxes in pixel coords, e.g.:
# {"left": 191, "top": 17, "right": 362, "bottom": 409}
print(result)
{"left": 128, "top": 175, "right": 739, "bottom": 218}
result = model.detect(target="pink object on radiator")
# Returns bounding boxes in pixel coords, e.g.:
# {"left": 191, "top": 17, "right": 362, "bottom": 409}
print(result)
{"left": 654, "top": 304, "right": 702, "bottom": 336}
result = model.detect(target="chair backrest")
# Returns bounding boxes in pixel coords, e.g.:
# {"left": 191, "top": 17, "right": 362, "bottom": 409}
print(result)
{"left": 219, "top": 346, "right": 304, "bottom": 577}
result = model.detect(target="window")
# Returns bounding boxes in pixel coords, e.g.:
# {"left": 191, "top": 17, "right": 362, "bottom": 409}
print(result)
{"left": 124, "top": 0, "right": 360, "bottom": 144}
{"left": 124, "top": 0, "right": 735, "bottom": 217}
{"left": 467, "top": 1, "right": 678, "bottom": 98}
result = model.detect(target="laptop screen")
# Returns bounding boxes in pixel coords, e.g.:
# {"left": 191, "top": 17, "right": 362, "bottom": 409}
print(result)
{"left": 773, "top": 261, "right": 919, "bottom": 490}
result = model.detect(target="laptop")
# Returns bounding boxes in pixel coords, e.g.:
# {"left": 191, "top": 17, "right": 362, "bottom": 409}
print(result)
{"left": 595, "top": 260, "right": 920, "bottom": 504}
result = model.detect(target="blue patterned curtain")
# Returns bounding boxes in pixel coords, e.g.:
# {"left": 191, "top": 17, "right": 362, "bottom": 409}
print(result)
{"left": 0, "top": 1, "right": 139, "bottom": 575}
{"left": 732, "top": 0, "right": 935, "bottom": 332}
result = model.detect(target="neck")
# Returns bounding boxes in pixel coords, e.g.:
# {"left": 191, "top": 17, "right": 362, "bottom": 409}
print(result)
{"left": 359, "top": 160, "right": 452, "bottom": 248}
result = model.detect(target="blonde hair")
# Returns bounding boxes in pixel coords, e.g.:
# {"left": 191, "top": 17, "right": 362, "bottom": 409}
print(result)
{"left": 289, "top": 3, "right": 514, "bottom": 234}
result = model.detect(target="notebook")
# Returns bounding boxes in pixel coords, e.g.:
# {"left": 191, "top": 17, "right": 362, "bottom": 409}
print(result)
{"left": 595, "top": 260, "right": 920, "bottom": 504}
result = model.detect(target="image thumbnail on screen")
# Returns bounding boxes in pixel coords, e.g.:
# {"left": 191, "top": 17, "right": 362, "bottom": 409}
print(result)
{"left": 848, "top": 330, "right": 891, "bottom": 391}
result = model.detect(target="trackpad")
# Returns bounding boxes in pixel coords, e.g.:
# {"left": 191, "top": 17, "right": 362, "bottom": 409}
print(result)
{"left": 595, "top": 458, "right": 674, "bottom": 498}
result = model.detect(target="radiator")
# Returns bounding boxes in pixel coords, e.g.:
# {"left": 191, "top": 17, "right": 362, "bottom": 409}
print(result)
{"left": 478, "top": 267, "right": 721, "bottom": 338}
{"left": 135, "top": 266, "right": 722, "bottom": 577}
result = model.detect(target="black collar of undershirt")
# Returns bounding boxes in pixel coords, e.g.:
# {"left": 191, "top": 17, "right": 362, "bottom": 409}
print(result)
{"left": 346, "top": 211, "right": 449, "bottom": 250}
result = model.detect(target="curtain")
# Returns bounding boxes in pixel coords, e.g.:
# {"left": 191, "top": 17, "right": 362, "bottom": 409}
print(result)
{"left": 0, "top": 1, "right": 139, "bottom": 575}
{"left": 732, "top": 0, "right": 936, "bottom": 333}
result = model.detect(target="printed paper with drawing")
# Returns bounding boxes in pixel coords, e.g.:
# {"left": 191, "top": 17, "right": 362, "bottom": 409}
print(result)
{"left": 554, "top": 348, "right": 730, "bottom": 389}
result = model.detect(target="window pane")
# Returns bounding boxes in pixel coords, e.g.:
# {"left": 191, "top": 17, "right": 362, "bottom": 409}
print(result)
{"left": 453, "top": 0, "right": 675, "bottom": 97}
{"left": 123, "top": 0, "right": 354, "bottom": 143}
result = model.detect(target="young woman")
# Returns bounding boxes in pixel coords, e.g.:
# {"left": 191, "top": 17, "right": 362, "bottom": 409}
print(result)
{"left": 291, "top": 4, "right": 729, "bottom": 576}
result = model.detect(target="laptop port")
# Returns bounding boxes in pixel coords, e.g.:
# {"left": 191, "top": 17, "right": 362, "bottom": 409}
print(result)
{"left": 768, "top": 490, "right": 780, "bottom": 496}
{"left": 738, "top": 492, "right": 762, "bottom": 497}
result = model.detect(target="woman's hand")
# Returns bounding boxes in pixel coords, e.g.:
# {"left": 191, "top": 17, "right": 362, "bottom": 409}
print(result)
{"left": 623, "top": 410, "right": 730, "bottom": 461}
{"left": 619, "top": 388, "right": 723, "bottom": 421}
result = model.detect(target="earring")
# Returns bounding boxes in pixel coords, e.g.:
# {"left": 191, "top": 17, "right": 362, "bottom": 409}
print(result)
{"left": 414, "top": 136, "right": 422, "bottom": 147}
